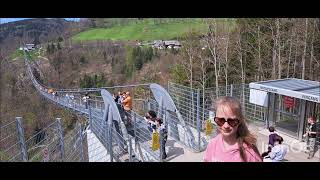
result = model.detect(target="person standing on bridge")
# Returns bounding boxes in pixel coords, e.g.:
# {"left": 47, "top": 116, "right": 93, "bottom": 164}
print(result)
{"left": 203, "top": 96, "right": 262, "bottom": 162}
{"left": 122, "top": 92, "right": 132, "bottom": 124}
{"left": 303, "top": 116, "right": 318, "bottom": 159}
{"left": 155, "top": 117, "right": 168, "bottom": 160}
{"left": 113, "top": 91, "right": 121, "bottom": 104}
{"left": 145, "top": 110, "right": 157, "bottom": 132}
{"left": 82, "top": 93, "right": 90, "bottom": 109}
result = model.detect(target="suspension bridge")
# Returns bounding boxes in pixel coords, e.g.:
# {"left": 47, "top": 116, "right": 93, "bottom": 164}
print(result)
{"left": 1, "top": 47, "right": 319, "bottom": 162}
{"left": 0, "top": 49, "right": 211, "bottom": 162}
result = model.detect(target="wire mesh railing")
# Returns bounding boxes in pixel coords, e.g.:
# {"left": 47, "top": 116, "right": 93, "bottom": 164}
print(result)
{"left": 131, "top": 111, "right": 162, "bottom": 161}
{"left": 0, "top": 117, "right": 88, "bottom": 162}
{"left": 168, "top": 82, "right": 267, "bottom": 127}
{"left": 25, "top": 120, "right": 62, "bottom": 162}
{"left": 0, "top": 119, "right": 23, "bottom": 162}
{"left": 167, "top": 82, "right": 270, "bottom": 152}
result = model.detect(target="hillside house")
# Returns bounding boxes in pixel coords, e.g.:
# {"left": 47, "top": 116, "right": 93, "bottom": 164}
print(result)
{"left": 26, "top": 43, "right": 35, "bottom": 50}
{"left": 151, "top": 40, "right": 181, "bottom": 49}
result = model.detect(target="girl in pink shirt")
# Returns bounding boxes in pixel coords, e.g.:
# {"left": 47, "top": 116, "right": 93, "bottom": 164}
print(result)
{"left": 204, "top": 96, "right": 262, "bottom": 162}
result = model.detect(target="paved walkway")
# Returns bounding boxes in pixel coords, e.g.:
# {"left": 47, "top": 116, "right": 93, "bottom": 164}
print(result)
{"left": 166, "top": 123, "right": 319, "bottom": 162}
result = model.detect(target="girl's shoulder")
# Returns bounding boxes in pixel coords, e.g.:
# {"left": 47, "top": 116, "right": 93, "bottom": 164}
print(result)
{"left": 244, "top": 144, "right": 263, "bottom": 162}
{"left": 207, "top": 134, "right": 222, "bottom": 149}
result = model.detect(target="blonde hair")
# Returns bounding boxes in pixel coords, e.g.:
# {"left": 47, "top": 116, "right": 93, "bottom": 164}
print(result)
{"left": 214, "top": 96, "right": 261, "bottom": 162}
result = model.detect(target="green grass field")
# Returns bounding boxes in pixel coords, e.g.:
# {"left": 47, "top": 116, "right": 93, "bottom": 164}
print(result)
{"left": 10, "top": 48, "right": 44, "bottom": 61}
{"left": 10, "top": 49, "right": 24, "bottom": 60}
{"left": 72, "top": 19, "right": 209, "bottom": 41}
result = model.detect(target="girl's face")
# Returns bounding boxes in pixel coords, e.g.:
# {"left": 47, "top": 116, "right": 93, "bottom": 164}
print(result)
{"left": 216, "top": 105, "right": 240, "bottom": 138}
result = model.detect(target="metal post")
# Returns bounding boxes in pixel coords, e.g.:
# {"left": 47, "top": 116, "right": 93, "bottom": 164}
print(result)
{"left": 128, "top": 135, "right": 132, "bottom": 162}
{"left": 267, "top": 93, "right": 276, "bottom": 127}
{"left": 108, "top": 125, "right": 113, "bottom": 162}
{"left": 159, "top": 131, "right": 163, "bottom": 162}
{"left": 16, "top": 117, "right": 28, "bottom": 162}
{"left": 165, "top": 108, "right": 169, "bottom": 134}
{"left": 196, "top": 89, "right": 201, "bottom": 151}
{"left": 88, "top": 101, "right": 93, "bottom": 129}
{"left": 133, "top": 112, "right": 137, "bottom": 143}
{"left": 158, "top": 96, "right": 163, "bottom": 118}
{"left": 147, "top": 99, "right": 151, "bottom": 111}
{"left": 298, "top": 100, "right": 307, "bottom": 141}
{"left": 230, "top": 84, "right": 233, "bottom": 97}
{"left": 78, "top": 123, "right": 84, "bottom": 161}
{"left": 107, "top": 107, "right": 113, "bottom": 162}
{"left": 56, "top": 118, "right": 64, "bottom": 161}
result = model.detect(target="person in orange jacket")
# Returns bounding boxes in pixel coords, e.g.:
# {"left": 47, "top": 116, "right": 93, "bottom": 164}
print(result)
{"left": 122, "top": 92, "right": 132, "bottom": 124}
{"left": 122, "top": 92, "right": 132, "bottom": 111}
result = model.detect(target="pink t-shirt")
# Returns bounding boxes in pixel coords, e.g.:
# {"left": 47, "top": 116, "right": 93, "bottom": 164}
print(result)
{"left": 203, "top": 134, "right": 262, "bottom": 162}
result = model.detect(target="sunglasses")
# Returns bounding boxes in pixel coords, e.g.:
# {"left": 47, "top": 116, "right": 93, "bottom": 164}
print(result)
{"left": 214, "top": 117, "right": 240, "bottom": 127}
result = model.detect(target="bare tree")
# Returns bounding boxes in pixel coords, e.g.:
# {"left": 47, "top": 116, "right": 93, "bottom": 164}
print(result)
{"left": 309, "top": 19, "right": 316, "bottom": 80}
{"left": 204, "top": 19, "right": 220, "bottom": 97}
{"left": 195, "top": 47, "right": 210, "bottom": 122}
{"left": 277, "top": 19, "right": 282, "bottom": 79}
{"left": 287, "top": 27, "right": 294, "bottom": 78}
{"left": 270, "top": 19, "right": 279, "bottom": 79}
{"left": 236, "top": 29, "right": 245, "bottom": 84}
{"left": 302, "top": 18, "right": 308, "bottom": 79}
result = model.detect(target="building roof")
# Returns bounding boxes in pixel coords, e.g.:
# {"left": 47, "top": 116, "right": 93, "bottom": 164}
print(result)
{"left": 164, "top": 40, "right": 181, "bottom": 46}
{"left": 249, "top": 78, "right": 320, "bottom": 103}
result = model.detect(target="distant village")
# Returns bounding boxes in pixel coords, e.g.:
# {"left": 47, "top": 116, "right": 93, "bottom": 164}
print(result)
{"left": 20, "top": 40, "right": 182, "bottom": 52}
{"left": 19, "top": 43, "right": 36, "bottom": 51}
{"left": 138, "top": 40, "right": 182, "bottom": 50}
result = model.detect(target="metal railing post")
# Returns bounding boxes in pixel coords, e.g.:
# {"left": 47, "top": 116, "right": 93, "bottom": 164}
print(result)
{"left": 108, "top": 124, "right": 113, "bottom": 162}
{"left": 107, "top": 107, "right": 113, "bottom": 162}
{"left": 147, "top": 100, "right": 151, "bottom": 111}
{"left": 230, "top": 84, "right": 233, "bottom": 97}
{"left": 56, "top": 118, "right": 64, "bottom": 161}
{"left": 88, "top": 101, "right": 93, "bottom": 129}
{"left": 128, "top": 135, "right": 132, "bottom": 162}
{"left": 159, "top": 131, "right": 163, "bottom": 162}
{"left": 132, "top": 112, "right": 137, "bottom": 143}
{"left": 16, "top": 117, "right": 28, "bottom": 162}
{"left": 78, "top": 123, "right": 84, "bottom": 162}
{"left": 196, "top": 89, "right": 201, "bottom": 151}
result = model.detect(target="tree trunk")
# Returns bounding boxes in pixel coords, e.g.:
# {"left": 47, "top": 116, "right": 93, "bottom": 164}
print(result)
{"left": 309, "top": 19, "right": 315, "bottom": 80}
{"left": 287, "top": 28, "right": 294, "bottom": 78}
{"left": 293, "top": 36, "right": 298, "bottom": 77}
{"left": 271, "top": 21, "right": 278, "bottom": 79}
{"left": 238, "top": 34, "right": 245, "bottom": 84}
{"left": 205, "top": 19, "right": 219, "bottom": 98}
{"left": 276, "top": 19, "right": 281, "bottom": 79}
{"left": 302, "top": 18, "right": 308, "bottom": 79}
{"left": 257, "top": 26, "right": 262, "bottom": 81}
{"left": 225, "top": 35, "right": 229, "bottom": 94}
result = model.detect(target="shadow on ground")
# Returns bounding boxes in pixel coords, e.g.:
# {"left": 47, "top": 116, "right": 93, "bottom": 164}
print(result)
{"left": 164, "top": 139, "right": 184, "bottom": 161}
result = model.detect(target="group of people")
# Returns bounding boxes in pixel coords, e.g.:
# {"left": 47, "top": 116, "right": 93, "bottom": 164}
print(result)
{"left": 113, "top": 91, "right": 132, "bottom": 112}
{"left": 144, "top": 110, "right": 168, "bottom": 160}
{"left": 261, "top": 127, "right": 288, "bottom": 162}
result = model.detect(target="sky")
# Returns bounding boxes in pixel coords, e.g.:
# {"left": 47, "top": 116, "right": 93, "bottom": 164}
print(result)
{"left": 0, "top": 18, "right": 80, "bottom": 24}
